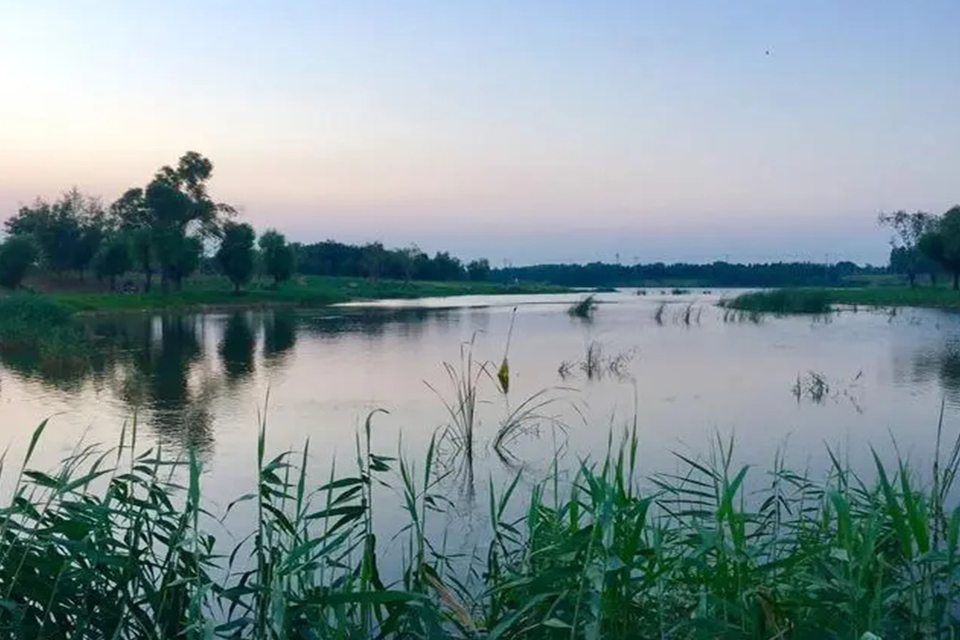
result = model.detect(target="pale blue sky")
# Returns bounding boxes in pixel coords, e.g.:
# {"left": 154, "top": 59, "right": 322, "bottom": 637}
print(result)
{"left": 1, "top": 1, "right": 958, "bottom": 265}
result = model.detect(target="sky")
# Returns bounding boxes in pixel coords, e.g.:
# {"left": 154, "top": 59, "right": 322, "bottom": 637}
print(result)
{"left": 1, "top": 1, "right": 958, "bottom": 266}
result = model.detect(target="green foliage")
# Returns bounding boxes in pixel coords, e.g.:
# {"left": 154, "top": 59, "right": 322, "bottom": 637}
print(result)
{"left": 0, "top": 235, "right": 38, "bottom": 289}
{"left": 725, "top": 289, "right": 831, "bottom": 314}
{"left": 4, "top": 188, "right": 107, "bottom": 275}
{"left": 879, "top": 210, "right": 939, "bottom": 286}
{"left": 0, "top": 295, "right": 89, "bottom": 377}
{"left": 467, "top": 258, "right": 491, "bottom": 282}
{"left": 216, "top": 222, "right": 256, "bottom": 292}
{"left": 258, "top": 229, "right": 295, "bottom": 286}
{"left": 48, "top": 276, "right": 567, "bottom": 312}
{"left": 920, "top": 206, "right": 960, "bottom": 290}
{"left": 93, "top": 237, "right": 133, "bottom": 288}
{"left": 131, "top": 152, "right": 235, "bottom": 292}
{"left": 3, "top": 414, "right": 960, "bottom": 638}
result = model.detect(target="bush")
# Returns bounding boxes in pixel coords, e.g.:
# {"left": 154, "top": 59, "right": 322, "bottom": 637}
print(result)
{"left": 0, "top": 235, "right": 38, "bottom": 289}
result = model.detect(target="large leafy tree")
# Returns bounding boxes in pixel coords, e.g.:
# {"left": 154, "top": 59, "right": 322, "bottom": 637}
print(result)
{"left": 919, "top": 206, "right": 960, "bottom": 290}
{"left": 878, "top": 210, "right": 939, "bottom": 287}
{"left": 93, "top": 237, "right": 133, "bottom": 291}
{"left": 258, "top": 229, "right": 294, "bottom": 286}
{"left": 467, "top": 258, "right": 491, "bottom": 281}
{"left": 0, "top": 235, "right": 38, "bottom": 289}
{"left": 216, "top": 222, "right": 256, "bottom": 293}
{"left": 5, "top": 188, "right": 106, "bottom": 276}
{"left": 109, "top": 188, "right": 154, "bottom": 292}
{"left": 142, "top": 152, "right": 235, "bottom": 292}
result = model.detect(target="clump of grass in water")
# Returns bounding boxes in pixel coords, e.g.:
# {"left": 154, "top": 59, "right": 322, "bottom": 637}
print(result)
{"left": 725, "top": 288, "right": 831, "bottom": 315}
{"left": 568, "top": 294, "right": 598, "bottom": 319}
{"left": 5, "top": 409, "right": 960, "bottom": 637}
{"left": 426, "top": 335, "right": 489, "bottom": 463}
{"left": 653, "top": 302, "right": 667, "bottom": 325}
{"left": 559, "top": 341, "right": 635, "bottom": 381}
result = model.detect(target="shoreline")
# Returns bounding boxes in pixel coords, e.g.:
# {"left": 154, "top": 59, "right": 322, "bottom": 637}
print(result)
{"left": 36, "top": 276, "right": 570, "bottom": 315}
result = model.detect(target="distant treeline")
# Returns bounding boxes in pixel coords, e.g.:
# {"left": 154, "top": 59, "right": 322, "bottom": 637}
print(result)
{"left": 490, "top": 261, "right": 885, "bottom": 288}
{"left": 292, "top": 241, "right": 491, "bottom": 282}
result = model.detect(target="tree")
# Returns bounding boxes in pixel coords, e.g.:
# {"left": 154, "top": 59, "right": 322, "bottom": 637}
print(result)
{"left": 467, "top": 258, "right": 491, "bottom": 282}
{"left": 921, "top": 207, "right": 960, "bottom": 290}
{"left": 110, "top": 188, "right": 154, "bottom": 292}
{"left": 258, "top": 229, "right": 294, "bottom": 286}
{"left": 216, "top": 222, "right": 256, "bottom": 293}
{"left": 141, "top": 152, "right": 235, "bottom": 292}
{"left": 5, "top": 188, "right": 106, "bottom": 276}
{"left": 879, "top": 210, "right": 938, "bottom": 287}
{"left": 93, "top": 237, "right": 133, "bottom": 290}
{"left": 0, "top": 235, "right": 38, "bottom": 289}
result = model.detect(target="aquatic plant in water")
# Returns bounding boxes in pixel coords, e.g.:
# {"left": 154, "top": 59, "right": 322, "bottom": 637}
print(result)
{"left": 3, "top": 410, "right": 960, "bottom": 638}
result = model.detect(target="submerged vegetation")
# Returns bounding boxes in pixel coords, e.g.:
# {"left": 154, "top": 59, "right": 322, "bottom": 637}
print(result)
{"left": 567, "top": 294, "right": 598, "bottom": 319}
{"left": 3, "top": 411, "right": 960, "bottom": 638}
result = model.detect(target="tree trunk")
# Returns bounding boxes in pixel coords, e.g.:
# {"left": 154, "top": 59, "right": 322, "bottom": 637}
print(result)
{"left": 143, "top": 269, "right": 152, "bottom": 293}
{"left": 109, "top": 275, "right": 116, "bottom": 292}
{"left": 932, "top": 273, "right": 938, "bottom": 287}
{"left": 234, "top": 281, "right": 240, "bottom": 294}
{"left": 953, "top": 272, "right": 958, "bottom": 291}
{"left": 908, "top": 273, "right": 916, "bottom": 288}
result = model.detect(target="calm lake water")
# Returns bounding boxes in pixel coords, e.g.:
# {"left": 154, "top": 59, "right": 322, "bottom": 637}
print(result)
{"left": 3, "top": 289, "right": 960, "bottom": 538}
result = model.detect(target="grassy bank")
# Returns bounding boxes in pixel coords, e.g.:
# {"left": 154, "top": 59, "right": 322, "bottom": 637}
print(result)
{"left": 725, "top": 286, "right": 960, "bottom": 314}
{"left": 722, "top": 289, "right": 832, "bottom": 314}
{"left": 46, "top": 275, "right": 568, "bottom": 313}
{"left": 2, "top": 416, "right": 960, "bottom": 639}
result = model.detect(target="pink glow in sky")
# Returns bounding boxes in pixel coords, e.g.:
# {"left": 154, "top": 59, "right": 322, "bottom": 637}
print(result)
{"left": 1, "top": 1, "right": 959, "bottom": 264}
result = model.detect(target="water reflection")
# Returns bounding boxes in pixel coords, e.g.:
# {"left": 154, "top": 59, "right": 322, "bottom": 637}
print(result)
{"left": 219, "top": 313, "right": 255, "bottom": 383}
{"left": 907, "top": 344, "right": 960, "bottom": 402}
{"left": 263, "top": 310, "right": 296, "bottom": 365}
{"left": 119, "top": 315, "right": 214, "bottom": 453}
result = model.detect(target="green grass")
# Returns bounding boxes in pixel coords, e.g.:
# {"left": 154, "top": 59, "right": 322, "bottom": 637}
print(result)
{"left": 3, "top": 412, "right": 960, "bottom": 638}
{"left": 726, "top": 286, "right": 960, "bottom": 314}
{"left": 827, "top": 286, "right": 960, "bottom": 310}
{"left": 48, "top": 275, "right": 568, "bottom": 313}
{"left": 0, "top": 294, "right": 90, "bottom": 367}
{"left": 724, "top": 289, "right": 832, "bottom": 314}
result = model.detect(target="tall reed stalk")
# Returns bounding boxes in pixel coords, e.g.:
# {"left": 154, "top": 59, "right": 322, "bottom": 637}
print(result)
{"left": 1, "top": 409, "right": 960, "bottom": 638}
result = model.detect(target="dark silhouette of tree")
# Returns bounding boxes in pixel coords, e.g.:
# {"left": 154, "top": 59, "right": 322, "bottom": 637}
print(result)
{"left": 5, "top": 189, "right": 106, "bottom": 276}
{"left": 258, "top": 229, "right": 294, "bottom": 286}
{"left": 216, "top": 222, "right": 256, "bottom": 293}
{"left": 142, "top": 152, "right": 235, "bottom": 292}
{"left": 93, "top": 237, "right": 133, "bottom": 290}
{"left": 0, "top": 235, "right": 38, "bottom": 289}
{"left": 879, "top": 210, "right": 938, "bottom": 286}
{"left": 920, "top": 207, "right": 960, "bottom": 290}
{"left": 109, "top": 188, "right": 154, "bottom": 292}
{"left": 467, "top": 258, "right": 491, "bottom": 281}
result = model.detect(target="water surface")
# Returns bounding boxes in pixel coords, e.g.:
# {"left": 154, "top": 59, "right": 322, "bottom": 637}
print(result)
{"left": 2, "top": 289, "right": 959, "bottom": 534}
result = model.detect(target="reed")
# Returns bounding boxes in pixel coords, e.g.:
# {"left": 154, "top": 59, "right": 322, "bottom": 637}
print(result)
{"left": 1, "top": 409, "right": 960, "bottom": 637}
{"left": 568, "top": 295, "right": 598, "bottom": 319}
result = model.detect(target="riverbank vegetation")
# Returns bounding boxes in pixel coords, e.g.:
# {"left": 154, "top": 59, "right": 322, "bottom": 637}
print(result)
{"left": 725, "top": 285, "right": 960, "bottom": 314}
{"left": 0, "top": 151, "right": 523, "bottom": 307}
{"left": 723, "top": 289, "right": 832, "bottom": 314}
{"left": 3, "top": 413, "right": 960, "bottom": 638}
{"left": 48, "top": 275, "right": 563, "bottom": 313}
